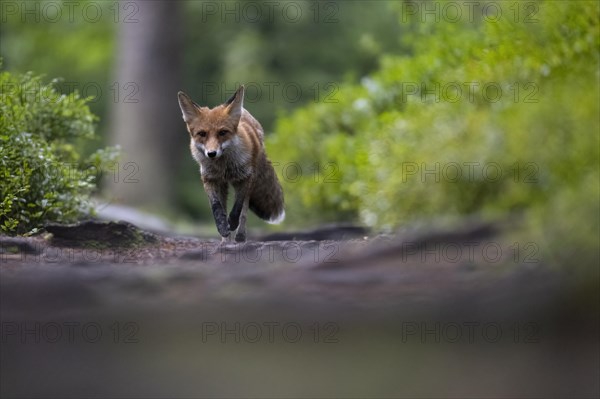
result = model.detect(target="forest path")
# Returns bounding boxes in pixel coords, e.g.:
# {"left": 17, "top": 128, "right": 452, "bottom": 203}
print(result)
{"left": 1, "top": 220, "right": 597, "bottom": 398}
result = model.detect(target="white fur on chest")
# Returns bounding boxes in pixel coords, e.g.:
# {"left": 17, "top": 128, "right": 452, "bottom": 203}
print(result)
{"left": 193, "top": 136, "right": 253, "bottom": 182}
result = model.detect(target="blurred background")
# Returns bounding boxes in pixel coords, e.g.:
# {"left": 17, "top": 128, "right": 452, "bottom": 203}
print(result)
{"left": 1, "top": 2, "right": 599, "bottom": 397}
{"left": 1, "top": 0, "right": 598, "bottom": 256}
{"left": 1, "top": 0, "right": 404, "bottom": 232}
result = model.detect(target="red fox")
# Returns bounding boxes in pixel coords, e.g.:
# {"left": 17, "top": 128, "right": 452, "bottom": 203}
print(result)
{"left": 177, "top": 85, "right": 285, "bottom": 242}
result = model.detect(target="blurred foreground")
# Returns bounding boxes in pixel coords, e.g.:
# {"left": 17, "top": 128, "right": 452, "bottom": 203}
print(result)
{"left": 1, "top": 220, "right": 598, "bottom": 398}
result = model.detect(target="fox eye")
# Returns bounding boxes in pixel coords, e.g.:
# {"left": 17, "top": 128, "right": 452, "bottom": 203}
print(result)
{"left": 218, "top": 129, "right": 229, "bottom": 137}
{"left": 196, "top": 130, "right": 207, "bottom": 137}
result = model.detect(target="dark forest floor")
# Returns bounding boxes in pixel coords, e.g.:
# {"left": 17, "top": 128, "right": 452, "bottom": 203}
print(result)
{"left": 1, "top": 220, "right": 598, "bottom": 398}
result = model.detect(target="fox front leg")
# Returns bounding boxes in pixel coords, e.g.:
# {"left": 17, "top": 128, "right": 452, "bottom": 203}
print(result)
{"left": 229, "top": 180, "right": 252, "bottom": 242}
{"left": 203, "top": 180, "right": 230, "bottom": 239}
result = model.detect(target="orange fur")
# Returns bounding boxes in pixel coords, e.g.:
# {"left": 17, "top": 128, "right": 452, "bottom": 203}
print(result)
{"left": 178, "top": 85, "right": 284, "bottom": 242}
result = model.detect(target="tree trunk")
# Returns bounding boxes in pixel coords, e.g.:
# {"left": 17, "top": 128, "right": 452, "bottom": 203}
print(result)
{"left": 107, "top": 1, "right": 184, "bottom": 211}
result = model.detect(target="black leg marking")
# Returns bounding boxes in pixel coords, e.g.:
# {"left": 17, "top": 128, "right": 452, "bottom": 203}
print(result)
{"left": 211, "top": 201, "right": 230, "bottom": 237}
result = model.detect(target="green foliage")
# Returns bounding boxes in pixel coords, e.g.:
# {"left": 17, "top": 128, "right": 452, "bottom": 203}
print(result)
{"left": 182, "top": 0, "right": 405, "bottom": 131}
{"left": 178, "top": 1, "right": 407, "bottom": 219}
{"left": 0, "top": 0, "right": 116, "bottom": 123}
{"left": 0, "top": 69, "right": 119, "bottom": 235}
{"left": 268, "top": 0, "right": 599, "bottom": 243}
{"left": 1, "top": 1, "right": 408, "bottom": 220}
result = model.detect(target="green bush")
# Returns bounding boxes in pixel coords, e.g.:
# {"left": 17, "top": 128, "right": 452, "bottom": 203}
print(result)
{"left": 268, "top": 1, "right": 599, "bottom": 233}
{"left": 0, "top": 69, "right": 118, "bottom": 235}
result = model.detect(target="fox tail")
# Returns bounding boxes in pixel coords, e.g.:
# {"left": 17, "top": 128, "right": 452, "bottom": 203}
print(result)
{"left": 249, "top": 157, "right": 285, "bottom": 224}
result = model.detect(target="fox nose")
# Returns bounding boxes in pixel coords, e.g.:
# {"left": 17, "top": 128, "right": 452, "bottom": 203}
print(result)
{"left": 207, "top": 151, "right": 217, "bottom": 158}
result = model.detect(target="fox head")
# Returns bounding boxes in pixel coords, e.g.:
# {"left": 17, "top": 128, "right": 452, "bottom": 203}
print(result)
{"left": 177, "top": 85, "right": 245, "bottom": 159}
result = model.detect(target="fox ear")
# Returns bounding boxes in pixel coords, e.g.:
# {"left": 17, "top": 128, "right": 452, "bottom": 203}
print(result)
{"left": 224, "top": 85, "right": 244, "bottom": 123}
{"left": 177, "top": 91, "right": 199, "bottom": 123}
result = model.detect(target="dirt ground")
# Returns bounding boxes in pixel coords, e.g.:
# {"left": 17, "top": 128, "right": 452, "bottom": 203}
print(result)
{"left": 1, "top": 220, "right": 598, "bottom": 398}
